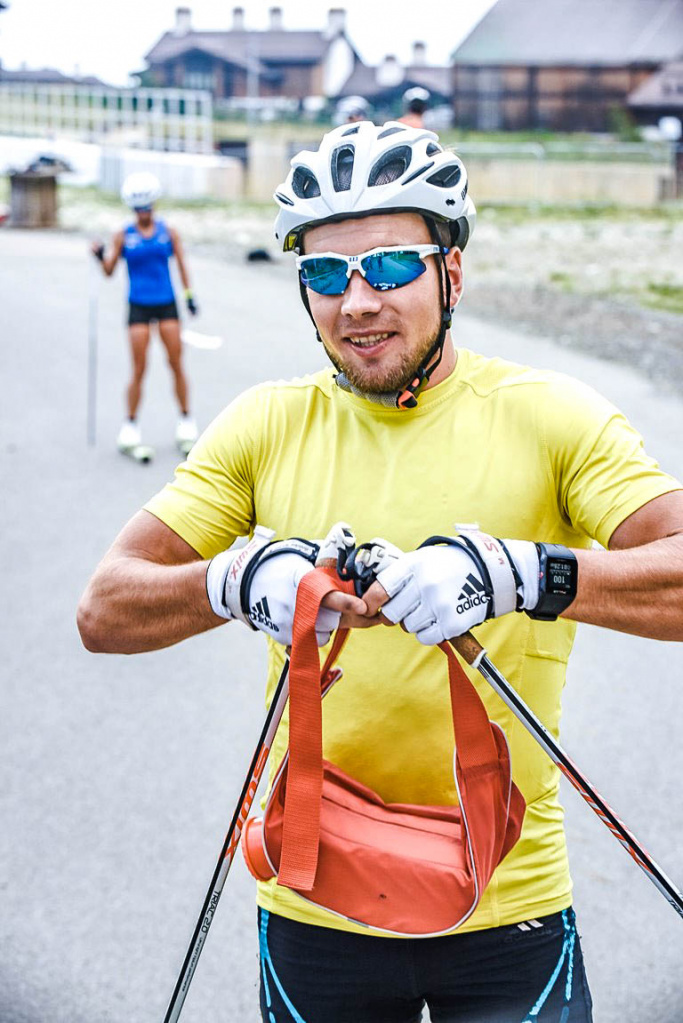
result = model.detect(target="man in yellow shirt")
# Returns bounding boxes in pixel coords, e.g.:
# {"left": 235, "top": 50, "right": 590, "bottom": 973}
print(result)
{"left": 78, "top": 121, "right": 683, "bottom": 1022}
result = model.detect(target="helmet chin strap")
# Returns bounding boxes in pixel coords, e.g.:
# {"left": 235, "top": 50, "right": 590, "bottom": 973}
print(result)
{"left": 395, "top": 218, "right": 453, "bottom": 410}
{"left": 298, "top": 220, "right": 453, "bottom": 409}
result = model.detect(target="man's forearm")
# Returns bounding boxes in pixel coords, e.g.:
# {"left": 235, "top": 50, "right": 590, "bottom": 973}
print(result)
{"left": 77, "top": 554, "right": 225, "bottom": 654}
{"left": 566, "top": 534, "right": 683, "bottom": 640}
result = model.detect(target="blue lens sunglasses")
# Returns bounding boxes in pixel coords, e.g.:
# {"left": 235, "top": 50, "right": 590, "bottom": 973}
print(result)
{"left": 296, "top": 244, "right": 445, "bottom": 296}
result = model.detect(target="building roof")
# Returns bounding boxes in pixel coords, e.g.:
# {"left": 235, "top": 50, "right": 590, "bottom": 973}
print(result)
{"left": 336, "top": 63, "right": 451, "bottom": 101}
{"left": 145, "top": 29, "right": 335, "bottom": 69}
{"left": 0, "top": 66, "right": 108, "bottom": 86}
{"left": 628, "top": 60, "right": 683, "bottom": 106}
{"left": 452, "top": 0, "right": 683, "bottom": 66}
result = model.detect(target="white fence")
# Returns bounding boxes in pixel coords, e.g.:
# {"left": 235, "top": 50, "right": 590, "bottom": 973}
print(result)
{"left": 99, "top": 146, "right": 243, "bottom": 201}
{"left": 0, "top": 83, "right": 213, "bottom": 154}
{"left": 0, "top": 135, "right": 243, "bottom": 200}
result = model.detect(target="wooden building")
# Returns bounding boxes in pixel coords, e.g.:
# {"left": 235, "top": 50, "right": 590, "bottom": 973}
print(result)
{"left": 451, "top": 0, "right": 683, "bottom": 132}
{"left": 142, "top": 6, "right": 362, "bottom": 110}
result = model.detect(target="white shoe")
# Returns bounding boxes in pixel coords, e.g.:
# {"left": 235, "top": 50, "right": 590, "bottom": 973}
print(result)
{"left": 117, "top": 420, "right": 141, "bottom": 452}
{"left": 176, "top": 414, "right": 198, "bottom": 450}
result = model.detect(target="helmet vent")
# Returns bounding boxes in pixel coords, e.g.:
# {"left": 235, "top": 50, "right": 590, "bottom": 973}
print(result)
{"left": 331, "top": 145, "right": 355, "bottom": 192}
{"left": 275, "top": 191, "right": 294, "bottom": 206}
{"left": 368, "top": 145, "right": 412, "bottom": 187}
{"left": 402, "top": 161, "right": 435, "bottom": 186}
{"left": 342, "top": 125, "right": 360, "bottom": 136}
{"left": 426, "top": 142, "right": 442, "bottom": 156}
{"left": 377, "top": 125, "right": 405, "bottom": 140}
{"left": 426, "top": 163, "right": 462, "bottom": 188}
{"left": 291, "top": 167, "right": 321, "bottom": 199}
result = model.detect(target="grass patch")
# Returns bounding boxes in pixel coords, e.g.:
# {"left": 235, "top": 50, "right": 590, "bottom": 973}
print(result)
{"left": 549, "top": 271, "right": 574, "bottom": 290}
{"left": 642, "top": 283, "right": 683, "bottom": 315}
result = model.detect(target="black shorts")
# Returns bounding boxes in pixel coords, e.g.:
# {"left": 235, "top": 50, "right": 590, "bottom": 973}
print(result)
{"left": 127, "top": 300, "right": 179, "bottom": 325}
{"left": 258, "top": 906, "right": 593, "bottom": 1023}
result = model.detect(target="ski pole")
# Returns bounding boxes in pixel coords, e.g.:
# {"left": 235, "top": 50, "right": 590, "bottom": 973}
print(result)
{"left": 87, "top": 256, "right": 98, "bottom": 447}
{"left": 162, "top": 528, "right": 355, "bottom": 1023}
{"left": 449, "top": 631, "right": 683, "bottom": 921}
{"left": 162, "top": 655, "right": 291, "bottom": 1023}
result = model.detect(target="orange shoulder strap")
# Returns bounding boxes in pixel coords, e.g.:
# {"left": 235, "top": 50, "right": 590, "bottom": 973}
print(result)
{"left": 277, "top": 567, "right": 353, "bottom": 890}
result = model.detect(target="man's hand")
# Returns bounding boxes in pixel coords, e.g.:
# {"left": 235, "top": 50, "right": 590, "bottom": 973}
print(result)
{"left": 363, "top": 531, "right": 541, "bottom": 645}
{"left": 91, "top": 242, "right": 105, "bottom": 263}
{"left": 206, "top": 523, "right": 368, "bottom": 646}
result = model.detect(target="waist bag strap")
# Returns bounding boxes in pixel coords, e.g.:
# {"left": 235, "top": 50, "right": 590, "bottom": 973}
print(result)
{"left": 278, "top": 567, "right": 354, "bottom": 890}
{"left": 278, "top": 569, "right": 504, "bottom": 892}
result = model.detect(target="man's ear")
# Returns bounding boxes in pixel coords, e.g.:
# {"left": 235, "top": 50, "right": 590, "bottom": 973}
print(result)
{"left": 445, "top": 246, "right": 464, "bottom": 308}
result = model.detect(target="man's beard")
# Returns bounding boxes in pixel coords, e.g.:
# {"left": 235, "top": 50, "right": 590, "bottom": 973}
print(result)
{"left": 320, "top": 319, "right": 442, "bottom": 396}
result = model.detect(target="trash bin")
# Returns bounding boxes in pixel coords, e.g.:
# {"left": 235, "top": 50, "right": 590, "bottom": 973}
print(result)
{"left": 9, "top": 171, "right": 59, "bottom": 227}
{"left": 8, "top": 154, "right": 73, "bottom": 228}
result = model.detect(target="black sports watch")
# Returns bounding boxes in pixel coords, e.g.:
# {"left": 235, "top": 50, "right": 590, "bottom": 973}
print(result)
{"left": 526, "top": 543, "right": 578, "bottom": 622}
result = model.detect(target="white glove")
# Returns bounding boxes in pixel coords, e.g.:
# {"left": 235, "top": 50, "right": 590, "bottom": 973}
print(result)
{"left": 373, "top": 531, "right": 540, "bottom": 645}
{"left": 206, "top": 523, "right": 355, "bottom": 646}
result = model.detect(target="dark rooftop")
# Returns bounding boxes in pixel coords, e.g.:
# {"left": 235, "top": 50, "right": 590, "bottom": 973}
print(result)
{"left": 452, "top": 0, "right": 683, "bottom": 66}
{"left": 145, "top": 28, "right": 334, "bottom": 68}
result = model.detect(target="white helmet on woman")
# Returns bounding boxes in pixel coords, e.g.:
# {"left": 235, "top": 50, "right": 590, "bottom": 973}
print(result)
{"left": 120, "top": 171, "right": 162, "bottom": 209}
{"left": 273, "top": 120, "right": 475, "bottom": 254}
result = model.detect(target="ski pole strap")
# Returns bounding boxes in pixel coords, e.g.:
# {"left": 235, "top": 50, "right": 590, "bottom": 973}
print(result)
{"left": 278, "top": 567, "right": 354, "bottom": 890}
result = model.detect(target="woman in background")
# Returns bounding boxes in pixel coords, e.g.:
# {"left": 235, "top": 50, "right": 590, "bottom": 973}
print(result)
{"left": 92, "top": 171, "right": 198, "bottom": 456}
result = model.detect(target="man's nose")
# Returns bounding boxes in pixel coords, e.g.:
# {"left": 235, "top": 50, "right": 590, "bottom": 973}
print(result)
{"left": 340, "top": 269, "right": 383, "bottom": 317}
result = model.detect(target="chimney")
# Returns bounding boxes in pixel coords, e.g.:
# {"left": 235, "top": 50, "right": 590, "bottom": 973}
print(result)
{"left": 173, "top": 6, "right": 192, "bottom": 35}
{"left": 412, "top": 41, "right": 426, "bottom": 66}
{"left": 326, "top": 8, "right": 346, "bottom": 37}
{"left": 376, "top": 54, "right": 403, "bottom": 88}
{"left": 232, "top": 6, "right": 245, "bottom": 30}
{"left": 269, "top": 6, "right": 283, "bottom": 30}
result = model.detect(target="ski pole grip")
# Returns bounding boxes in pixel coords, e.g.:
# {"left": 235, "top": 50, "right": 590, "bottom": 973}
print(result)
{"left": 449, "top": 632, "right": 485, "bottom": 667}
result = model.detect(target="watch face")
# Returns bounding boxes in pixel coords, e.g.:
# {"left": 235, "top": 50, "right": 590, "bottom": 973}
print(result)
{"left": 546, "top": 557, "right": 577, "bottom": 595}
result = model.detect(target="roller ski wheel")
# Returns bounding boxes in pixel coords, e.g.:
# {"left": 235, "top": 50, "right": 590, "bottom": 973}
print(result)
{"left": 175, "top": 415, "right": 198, "bottom": 457}
{"left": 121, "top": 443, "right": 155, "bottom": 464}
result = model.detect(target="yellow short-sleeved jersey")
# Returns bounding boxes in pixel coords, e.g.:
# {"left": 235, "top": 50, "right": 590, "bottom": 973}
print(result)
{"left": 145, "top": 349, "right": 680, "bottom": 934}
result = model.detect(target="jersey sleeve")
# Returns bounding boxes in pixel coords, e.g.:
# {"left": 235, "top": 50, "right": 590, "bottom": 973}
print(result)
{"left": 144, "top": 386, "right": 266, "bottom": 558}
{"left": 542, "top": 376, "right": 681, "bottom": 548}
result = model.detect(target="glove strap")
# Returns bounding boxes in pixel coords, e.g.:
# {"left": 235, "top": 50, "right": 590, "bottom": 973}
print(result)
{"left": 419, "top": 532, "right": 518, "bottom": 619}
{"left": 238, "top": 538, "right": 319, "bottom": 622}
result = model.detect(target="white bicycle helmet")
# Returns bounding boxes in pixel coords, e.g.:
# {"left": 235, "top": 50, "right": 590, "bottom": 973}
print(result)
{"left": 336, "top": 95, "right": 370, "bottom": 120}
{"left": 403, "top": 86, "right": 430, "bottom": 110}
{"left": 120, "top": 171, "right": 162, "bottom": 209}
{"left": 273, "top": 120, "right": 475, "bottom": 254}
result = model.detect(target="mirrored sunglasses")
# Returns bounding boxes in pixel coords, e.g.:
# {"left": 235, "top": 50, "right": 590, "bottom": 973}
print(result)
{"left": 296, "top": 244, "right": 444, "bottom": 296}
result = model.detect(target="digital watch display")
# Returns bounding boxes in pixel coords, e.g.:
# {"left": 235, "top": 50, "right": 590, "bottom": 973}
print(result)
{"left": 526, "top": 543, "right": 578, "bottom": 621}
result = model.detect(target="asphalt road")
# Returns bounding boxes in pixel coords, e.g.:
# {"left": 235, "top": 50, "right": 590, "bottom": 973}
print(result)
{"left": 1, "top": 228, "right": 682, "bottom": 1023}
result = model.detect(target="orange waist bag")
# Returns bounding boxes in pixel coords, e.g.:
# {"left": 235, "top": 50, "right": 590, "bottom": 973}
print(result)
{"left": 241, "top": 567, "right": 526, "bottom": 937}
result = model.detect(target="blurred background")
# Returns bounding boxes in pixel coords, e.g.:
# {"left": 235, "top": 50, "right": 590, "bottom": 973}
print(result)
{"left": 1, "top": 2, "right": 683, "bottom": 1022}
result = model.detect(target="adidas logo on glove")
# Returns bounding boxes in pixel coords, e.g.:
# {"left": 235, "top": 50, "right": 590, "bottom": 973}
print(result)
{"left": 250, "top": 597, "right": 279, "bottom": 632}
{"left": 456, "top": 573, "right": 490, "bottom": 614}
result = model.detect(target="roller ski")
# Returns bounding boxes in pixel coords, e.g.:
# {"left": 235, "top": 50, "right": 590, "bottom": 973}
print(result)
{"left": 176, "top": 414, "right": 198, "bottom": 456}
{"left": 117, "top": 420, "right": 155, "bottom": 464}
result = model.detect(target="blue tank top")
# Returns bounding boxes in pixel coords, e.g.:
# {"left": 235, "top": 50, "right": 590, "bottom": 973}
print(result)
{"left": 122, "top": 219, "right": 175, "bottom": 306}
